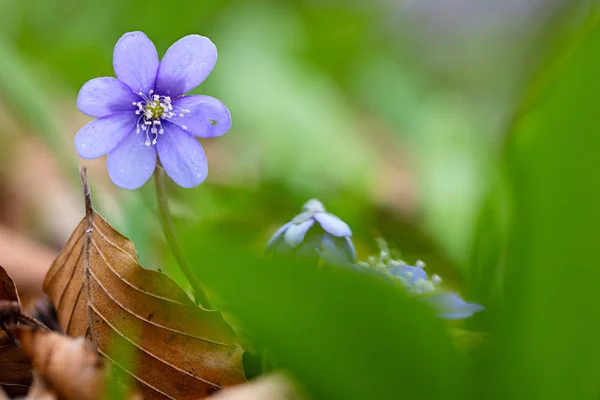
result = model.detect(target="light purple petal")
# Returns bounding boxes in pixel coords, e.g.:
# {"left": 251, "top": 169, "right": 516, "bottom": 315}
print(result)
{"left": 74, "top": 112, "right": 137, "bottom": 159}
{"left": 424, "top": 293, "right": 485, "bottom": 320}
{"left": 266, "top": 222, "right": 292, "bottom": 252}
{"left": 291, "top": 211, "right": 314, "bottom": 225}
{"left": 318, "top": 235, "right": 354, "bottom": 267}
{"left": 156, "top": 122, "right": 208, "bottom": 188}
{"left": 113, "top": 31, "right": 159, "bottom": 95}
{"left": 169, "top": 95, "right": 231, "bottom": 138}
{"left": 343, "top": 237, "right": 357, "bottom": 262}
{"left": 155, "top": 35, "right": 217, "bottom": 97}
{"left": 77, "top": 77, "right": 138, "bottom": 118}
{"left": 314, "top": 212, "right": 352, "bottom": 237}
{"left": 284, "top": 219, "right": 315, "bottom": 248}
{"left": 389, "top": 265, "right": 428, "bottom": 284}
{"left": 302, "top": 199, "right": 326, "bottom": 214}
{"left": 106, "top": 130, "right": 157, "bottom": 189}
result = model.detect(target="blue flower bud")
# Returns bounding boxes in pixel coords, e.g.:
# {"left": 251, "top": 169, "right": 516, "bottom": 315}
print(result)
{"left": 266, "top": 199, "right": 356, "bottom": 265}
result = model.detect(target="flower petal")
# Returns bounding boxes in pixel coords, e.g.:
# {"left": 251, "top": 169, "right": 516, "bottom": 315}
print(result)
{"left": 302, "top": 199, "right": 326, "bottom": 214}
{"left": 113, "top": 31, "right": 159, "bottom": 94}
{"left": 106, "top": 130, "right": 157, "bottom": 189}
{"left": 342, "top": 236, "right": 357, "bottom": 262}
{"left": 77, "top": 77, "right": 138, "bottom": 118}
{"left": 156, "top": 122, "right": 208, "bottom": 188}
{"left": 314, "top": 212, "right": 352, "bottom": 237}
{"left": 284, "top": 219, "right": 315, "bottom": 248}
{"left": 266, "top": 222, "right": 292, "bottom": 253}
{"left": 170, "top": 95, "right": 231, "bottom": 138}
{"left": 318, "top": 235, "right": 355, "bottom": 267}
{"left": 155, "top": 35, "right": 217, "bottom": 97}
{"left": 423, "top": 293, "right": 485, "bottom": 320}
{"left": 74, "top": 112, "right": 137, "bottom": 159}
{"left": 389, "top": 265, "right": 428, "bottom": 284}
{"left": 291, "top": 211, "right": 314, "bottom": 224}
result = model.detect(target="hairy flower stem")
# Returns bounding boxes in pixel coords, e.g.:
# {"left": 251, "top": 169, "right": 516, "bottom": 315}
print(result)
{"left": 154, "top": 167, "right": 210, "bottom": 308}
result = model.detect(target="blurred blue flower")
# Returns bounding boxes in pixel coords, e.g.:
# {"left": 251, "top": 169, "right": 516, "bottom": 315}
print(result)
{"left": 266, "top": 199, "right": 356, "bottom": 265}
{"left": 74, "top": 31, "right": 231, "bottom": 189}
{"left": 360, "top": 245, "right": 484, "bottom": 320}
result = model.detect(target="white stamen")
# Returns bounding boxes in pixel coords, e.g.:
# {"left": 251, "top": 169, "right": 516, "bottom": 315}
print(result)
{"left": 134, "top": 91, "right": 188, "bottom": 146}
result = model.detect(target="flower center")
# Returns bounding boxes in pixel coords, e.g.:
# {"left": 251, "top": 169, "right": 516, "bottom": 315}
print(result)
{"left": 133, "top": 90, "right": 189, "bottom": 146}
{"left": 144, "top": 98, "right": 167, "bottom": 120}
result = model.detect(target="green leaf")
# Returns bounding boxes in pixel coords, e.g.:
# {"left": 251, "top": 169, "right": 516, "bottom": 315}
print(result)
{"left": 478, "top": 8, "right": 600, "bottom": 400}
{"left": 187, "top": 246, "right": 467, "bottom": 400}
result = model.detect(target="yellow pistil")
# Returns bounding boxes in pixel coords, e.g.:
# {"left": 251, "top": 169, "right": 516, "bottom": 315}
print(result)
{"left": 145, "top": 100, "right": 164, "bottom": 120}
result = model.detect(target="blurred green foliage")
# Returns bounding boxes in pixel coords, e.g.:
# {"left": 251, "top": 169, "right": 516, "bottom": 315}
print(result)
{"left": 486, "top": 10, "right": 600, "bottom": 399}
{"left": 0, "top": 0, "right": 523, "bottom": 269}
{"left": 468, "top": 4, "right": 600, "bottom": 400}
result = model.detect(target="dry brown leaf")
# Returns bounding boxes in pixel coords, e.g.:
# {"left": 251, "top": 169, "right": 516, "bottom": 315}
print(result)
{"left": 0, "top": 266, "right": 32, "bottom": 397}
{"left": 43, "top": 168, "right": 246, "bottom": 399}
{"left": 16, "top": 328, "right": 104, "bottom": 400}
{"left": 27, "top": 298, "right": 61, "bottom": 333}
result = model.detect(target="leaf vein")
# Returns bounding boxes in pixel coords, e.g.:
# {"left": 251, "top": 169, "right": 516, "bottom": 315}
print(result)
{"left": 89, "top": 304, "right": 221, "bottom": 389}
{"left": 87, "top": 263, "right": 233, "bottom": 348}
{"left": 56, "top": 236, "right": 85, "bottom": 311}
{"left": 90, "top": 233, "right": 191, "bottom": 306}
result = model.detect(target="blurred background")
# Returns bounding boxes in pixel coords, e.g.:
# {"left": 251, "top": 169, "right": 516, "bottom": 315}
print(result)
{"left": 0, "top": 0, "right": 569, "bottom": 297}
{"left": 5, "top": 0, "right": 600, "bottom": 399}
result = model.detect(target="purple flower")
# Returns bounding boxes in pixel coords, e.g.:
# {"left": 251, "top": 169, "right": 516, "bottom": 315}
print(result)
{"left": 74, "top": 31, "right": 231, "bottom": 189}
{"left": 266, "top": 199, "right": 356, "bottom": 265}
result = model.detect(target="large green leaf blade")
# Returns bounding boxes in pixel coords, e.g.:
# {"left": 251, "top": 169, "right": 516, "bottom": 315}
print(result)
{"left": 187, "top": 246, "right": 467, "bottom": 400}
{"left": 482, "top": 10, "right": 600, "bottom": 400}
